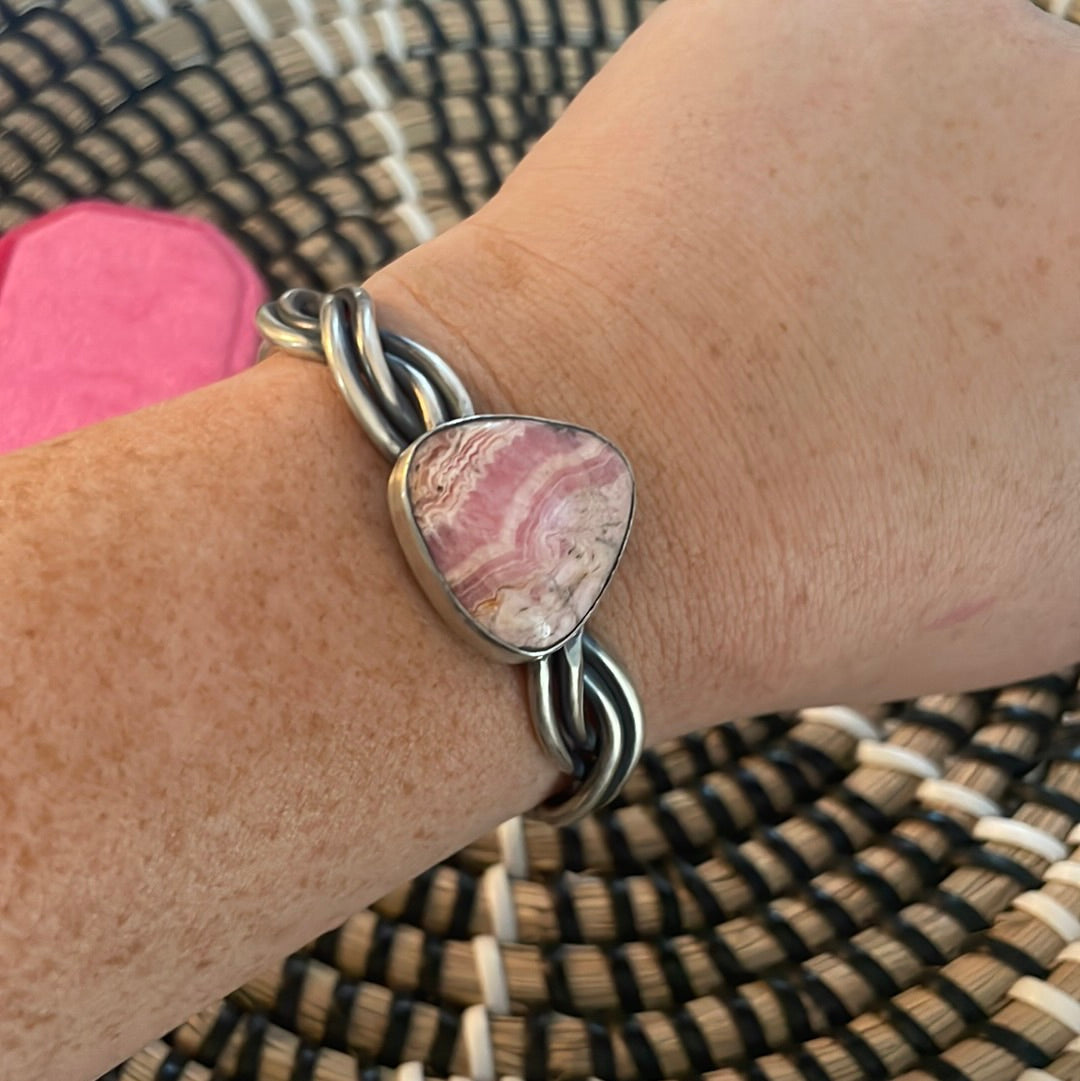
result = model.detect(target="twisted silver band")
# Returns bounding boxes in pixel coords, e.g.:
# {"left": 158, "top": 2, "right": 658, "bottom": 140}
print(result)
{"left": 257, "top": 285, "right": 644, "bottom": 825}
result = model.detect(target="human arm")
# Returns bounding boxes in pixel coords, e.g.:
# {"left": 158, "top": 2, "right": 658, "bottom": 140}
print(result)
{"left": 4, "top": 1, "right": 1080, "bottom": 1077}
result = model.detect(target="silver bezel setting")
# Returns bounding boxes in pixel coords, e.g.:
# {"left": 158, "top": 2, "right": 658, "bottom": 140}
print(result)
{"left": 257, "top": 286, "right": 647, "bottom": 824}
{"left": 387, "top": 413, "right": 636, "bottom": 665}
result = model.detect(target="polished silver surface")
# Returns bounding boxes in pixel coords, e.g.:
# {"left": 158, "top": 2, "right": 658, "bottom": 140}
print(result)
{"left": 560, "top": 631, "right": 589, "bottom": 748}
{"left": 348, "top": 289, "right": 420, "bottom": 438}
{"left": 529, "top": 633, "right": 646, "bottom": 826}
{"left": 526, "top": 650, "right": 578, "bottom": 776}
{"left": 256, "top": 284, "right": 644, "bottom": 824}
{"left": 582, "top": 632, "right": 646, "bottom": 805}
{"left": 526, "top": 631, "right": 587, "bottom": 775}
{"left": 260, "top": 285, "right": 475, "bottom": 459}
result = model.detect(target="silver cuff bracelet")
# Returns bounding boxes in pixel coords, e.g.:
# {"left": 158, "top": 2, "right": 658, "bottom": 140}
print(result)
{"left": 256, "top": 285, "right": 644, "bottom": 826}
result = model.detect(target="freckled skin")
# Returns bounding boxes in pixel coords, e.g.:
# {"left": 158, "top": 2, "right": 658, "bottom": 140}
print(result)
{"left": 0, "top": 359, "right": 556, "bottom": 1080}
{"left": 389, "top": 3, "right": 1080, "bottom": 721}
{"left": 5, "top": 2, "right": 1080, "bottom": 1078}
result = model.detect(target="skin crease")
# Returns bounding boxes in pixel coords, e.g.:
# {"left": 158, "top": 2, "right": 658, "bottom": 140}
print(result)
{"left": 370, "top": 0, "right": 1080, "bottom": 735}
{"left": 2, "top": 0, "right": 1080, "bottom": 1077}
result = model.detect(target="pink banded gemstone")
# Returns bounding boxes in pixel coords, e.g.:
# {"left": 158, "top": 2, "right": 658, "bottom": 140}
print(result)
{"left": 405, "top": 417, "right": 634, "bottom": 652}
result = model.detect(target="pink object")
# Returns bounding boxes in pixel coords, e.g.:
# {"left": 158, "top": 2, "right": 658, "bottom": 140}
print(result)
{"left": 405, "top": 418, "right": 634, "bottom": 652}
{"left": 0, "top": 201, "right": 265, "bottom": 455}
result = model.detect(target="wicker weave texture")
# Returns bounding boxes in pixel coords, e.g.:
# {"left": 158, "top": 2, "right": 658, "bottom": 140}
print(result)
{"left": 2, "top": 0, "right": 1080, "bottom": 1079}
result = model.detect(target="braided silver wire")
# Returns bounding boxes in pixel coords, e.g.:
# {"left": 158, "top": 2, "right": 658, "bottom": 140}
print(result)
{"left": 256, "top": 285, "right": 644, "bottom": 825}
{"left": 256, "top": 286, "right": 473, "bottom": 459}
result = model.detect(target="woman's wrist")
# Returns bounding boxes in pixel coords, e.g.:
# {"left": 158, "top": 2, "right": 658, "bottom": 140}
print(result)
{"left": 0, "top": 341, "right": 572, "bottom": 1078}
{"left": 361, "top": 220, "right": 778, "bottom": 747}
{"left": 362, "top": 107, "right": 1080, "bottom": 743}
{"left": 252, "top": 347, "right": 564, "bottom": 812}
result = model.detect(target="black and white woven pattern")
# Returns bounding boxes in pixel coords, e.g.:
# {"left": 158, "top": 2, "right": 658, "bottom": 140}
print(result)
{"left": 3, "top": 1, "right": 1080, "bottom": 1078}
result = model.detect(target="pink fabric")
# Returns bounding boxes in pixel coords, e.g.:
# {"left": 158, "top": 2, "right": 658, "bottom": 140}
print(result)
{"left": 0, "top": 202, "right": 265, "bottom": 455}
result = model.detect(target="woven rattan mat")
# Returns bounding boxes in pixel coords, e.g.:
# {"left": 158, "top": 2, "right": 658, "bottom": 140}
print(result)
{"left": 4, "top": 0, "right": 1080, "bottom": 1078}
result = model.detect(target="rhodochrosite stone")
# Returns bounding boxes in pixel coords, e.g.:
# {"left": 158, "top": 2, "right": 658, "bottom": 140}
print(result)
{"left": 404, "top": 417, "right": 633, "bottom": 653}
